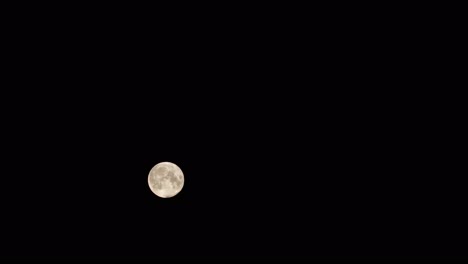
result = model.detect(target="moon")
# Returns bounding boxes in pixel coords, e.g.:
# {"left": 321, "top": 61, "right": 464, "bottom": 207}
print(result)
{"left": 148, "top": 162, "right": 184, "bottom": 198}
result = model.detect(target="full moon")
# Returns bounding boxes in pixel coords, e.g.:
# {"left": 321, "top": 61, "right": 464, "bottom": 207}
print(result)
{"left": 148, "top": 162, "right": 184, "bottom": 198}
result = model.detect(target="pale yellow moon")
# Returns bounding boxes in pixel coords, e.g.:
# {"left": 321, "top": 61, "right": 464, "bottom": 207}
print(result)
{"left": 148, "top": 162, "right": 184, "bottom": 198}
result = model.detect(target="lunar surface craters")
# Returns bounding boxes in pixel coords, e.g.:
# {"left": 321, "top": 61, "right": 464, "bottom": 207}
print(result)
{"left": 148, "top": 162, "right": 184, "bottom": 198}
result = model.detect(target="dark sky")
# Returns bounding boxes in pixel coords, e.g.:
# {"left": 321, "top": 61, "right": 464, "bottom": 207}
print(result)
{"left": 1, "top": 7, "right": 465, "bottom": 261}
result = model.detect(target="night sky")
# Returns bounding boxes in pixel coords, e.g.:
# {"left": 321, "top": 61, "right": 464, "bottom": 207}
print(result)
{"left": 1, "top": 6, "right": 465, "bottom": 261}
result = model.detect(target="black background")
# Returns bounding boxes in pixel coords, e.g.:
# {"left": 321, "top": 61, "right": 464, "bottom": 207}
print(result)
{"left": 1, "top": 4, "right": 465, "bottom": 261}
